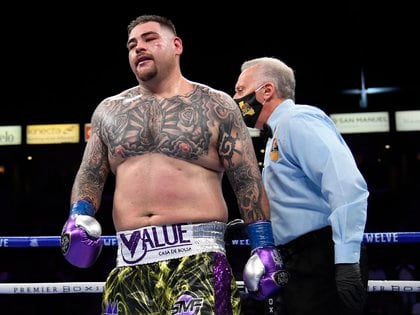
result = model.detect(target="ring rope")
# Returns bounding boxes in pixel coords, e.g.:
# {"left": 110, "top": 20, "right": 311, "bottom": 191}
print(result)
{"left": 1, "top": 233, "right": 419, "bottom": 295}
{"left": 0, "top": 281, "right": 419, "bottom": 294}
{"left": 1, "top": 231, "right": 420, "bottom": 248}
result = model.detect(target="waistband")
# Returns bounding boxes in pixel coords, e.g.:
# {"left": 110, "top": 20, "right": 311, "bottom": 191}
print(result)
{"left": 116, "top": 221, "right": 226, "bottom": 267}
{"left": 277, "top": 226, "right": 332, "bottom": 258}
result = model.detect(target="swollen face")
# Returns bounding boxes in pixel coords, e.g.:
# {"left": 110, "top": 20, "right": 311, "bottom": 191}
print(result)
{"left": 127, "top": 22, "right": 166, "bottom": 82}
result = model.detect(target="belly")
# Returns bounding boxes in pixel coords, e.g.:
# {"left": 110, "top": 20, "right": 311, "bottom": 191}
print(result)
{"left": 111, "top": 154, "right": 229, "bottom": 231}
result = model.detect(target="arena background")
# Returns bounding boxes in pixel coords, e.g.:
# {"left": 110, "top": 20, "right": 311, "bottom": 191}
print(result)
{"left": 1, "top": 1, "right": 419, "bottom": 314}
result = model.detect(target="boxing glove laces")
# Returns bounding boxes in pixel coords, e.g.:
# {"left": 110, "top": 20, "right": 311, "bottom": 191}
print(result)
{"left": 243, "top": 220, "right": 288, "bottom": 300}
{"left": 61, "top": 200, "right": 103, "bottom": 268}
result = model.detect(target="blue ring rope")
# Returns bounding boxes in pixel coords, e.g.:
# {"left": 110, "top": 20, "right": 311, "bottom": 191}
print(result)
{"left": 0, "top": 232, "right": 420, "bottom": 248}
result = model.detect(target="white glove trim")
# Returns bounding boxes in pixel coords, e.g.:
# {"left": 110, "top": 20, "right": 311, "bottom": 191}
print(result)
{"left": 243, "top": 254, "right": 265, "bottom": 291}
{"left": 75, "top": 215, "right": 102, "bottom": 238}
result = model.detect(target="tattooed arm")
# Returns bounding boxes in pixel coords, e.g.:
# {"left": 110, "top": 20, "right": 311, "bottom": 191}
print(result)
{"left": 215, "top": 90, "right": 287, "bottom": 299}
{"left": 216, "top": 92, "right": 270, "bottom": 223}
{"left": 70, "top": 102, "right": 110, "bottom": 212}
{"left": 60, "top": 101, "right": 110, "bottom": 268}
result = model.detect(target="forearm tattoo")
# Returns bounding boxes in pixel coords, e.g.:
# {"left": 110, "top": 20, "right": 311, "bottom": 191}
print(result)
{"left": 71, "top": 133, "right": 109, "bottom": 209}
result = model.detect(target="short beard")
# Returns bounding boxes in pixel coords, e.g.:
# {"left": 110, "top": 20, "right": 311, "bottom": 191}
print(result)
{"left": 138, "top": 68, "right": 157, "bottom": 82}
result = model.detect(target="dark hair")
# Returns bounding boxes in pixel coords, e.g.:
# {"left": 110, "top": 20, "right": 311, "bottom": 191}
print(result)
{"left": 127, "top": 14, "right": 177, "bottom": 36}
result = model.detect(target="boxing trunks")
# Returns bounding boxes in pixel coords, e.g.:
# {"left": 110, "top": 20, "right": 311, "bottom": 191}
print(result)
{"left": 102, "top": 222, "right": 241, "bottom": 315}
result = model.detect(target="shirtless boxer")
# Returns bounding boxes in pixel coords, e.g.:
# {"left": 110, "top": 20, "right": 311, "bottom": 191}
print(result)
{"left": 60, "top": 15, "right": 286, "bottom": 315}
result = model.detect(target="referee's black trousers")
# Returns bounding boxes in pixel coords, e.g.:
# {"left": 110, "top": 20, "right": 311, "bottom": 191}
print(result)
{"left": 271, "top": 226, "right": 368, "bottom": 315}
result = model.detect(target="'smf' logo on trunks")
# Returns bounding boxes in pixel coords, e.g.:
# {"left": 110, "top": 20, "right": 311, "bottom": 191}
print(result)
{"left": 171, "top": 291, "right": 204, "bottom": 315}
{"left": 120, "top": 224, "right": 192, "bottom": 264}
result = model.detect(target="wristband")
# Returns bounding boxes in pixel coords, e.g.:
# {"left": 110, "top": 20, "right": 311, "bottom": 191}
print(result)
{"left": 246, "top": 220, "right": 275, "bottom": 250}
{"left": 70, "top": 200, "right": 96, "bottom": 217}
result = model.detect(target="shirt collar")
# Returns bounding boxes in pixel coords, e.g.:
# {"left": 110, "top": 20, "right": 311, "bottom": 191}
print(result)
{"left": 266, "top": 99, "right": 295, "bottom": 132}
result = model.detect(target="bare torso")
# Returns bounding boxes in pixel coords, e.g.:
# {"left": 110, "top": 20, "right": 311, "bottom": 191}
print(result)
{"left": 97, "top": 84, "right": 231, "bottom": 231}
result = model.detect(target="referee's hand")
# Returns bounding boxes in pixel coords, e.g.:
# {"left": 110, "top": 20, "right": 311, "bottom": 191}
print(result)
{"left": 335, "top": 263, "right": 367, "bottom": 313}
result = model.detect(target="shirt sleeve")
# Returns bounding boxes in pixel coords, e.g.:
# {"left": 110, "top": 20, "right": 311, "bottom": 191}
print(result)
{"left": 284, "top": 111, "right": 369, "bottom": 263}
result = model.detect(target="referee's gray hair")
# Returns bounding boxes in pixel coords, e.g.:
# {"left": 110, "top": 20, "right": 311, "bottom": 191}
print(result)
{"left": 241, "top": 57, "right": 295, "bottom": 101}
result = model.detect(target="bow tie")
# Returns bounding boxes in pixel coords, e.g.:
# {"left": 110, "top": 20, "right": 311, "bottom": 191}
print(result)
{"left": 261, "top": 123, "right": 273, "bottom": 140}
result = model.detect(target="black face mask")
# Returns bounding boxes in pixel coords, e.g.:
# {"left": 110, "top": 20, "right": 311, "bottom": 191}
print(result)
{"left": 234, "top": 92, "right": 264, "bottom": 128}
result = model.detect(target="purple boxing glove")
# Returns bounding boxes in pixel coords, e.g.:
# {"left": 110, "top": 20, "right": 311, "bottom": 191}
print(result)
{"left": 61, "top": 200, "right": 103, "bottom": 268}
{"left": 243, "top": 220, "right": 288, "bottom": 300}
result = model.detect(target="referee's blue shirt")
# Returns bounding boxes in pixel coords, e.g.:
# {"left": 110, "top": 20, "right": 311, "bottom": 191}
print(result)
{"left": 263, "top": 99, "right": 369, "bottom": 264}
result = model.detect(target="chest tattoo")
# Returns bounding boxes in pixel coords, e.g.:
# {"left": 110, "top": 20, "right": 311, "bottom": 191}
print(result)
{"left": 103, "top": 95, "right": 212, "bottom": 161}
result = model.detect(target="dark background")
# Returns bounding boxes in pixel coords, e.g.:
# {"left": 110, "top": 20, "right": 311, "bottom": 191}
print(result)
{"left": 1, "top": 1, "right": 419, "bottom": 314}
